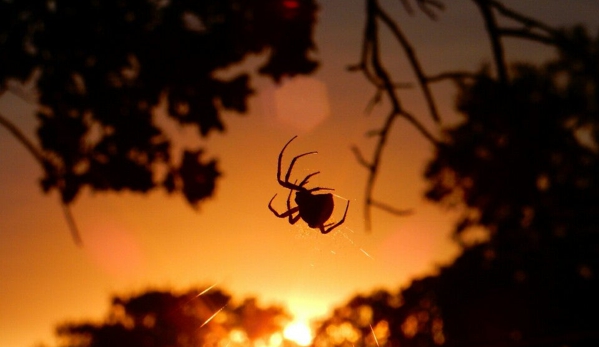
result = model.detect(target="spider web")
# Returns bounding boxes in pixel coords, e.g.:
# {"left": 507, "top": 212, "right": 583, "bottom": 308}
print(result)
{"left": 284, "top": 193, "right": 373, "bottom": 266}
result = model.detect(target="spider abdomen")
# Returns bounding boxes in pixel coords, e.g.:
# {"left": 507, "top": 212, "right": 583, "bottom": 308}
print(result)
{"left": 295, "top": 191, "right": 334, "bottom": 228}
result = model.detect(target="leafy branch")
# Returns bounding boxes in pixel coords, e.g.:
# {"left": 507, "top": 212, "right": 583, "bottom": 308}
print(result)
{"left": 0, "top": 0, "right": 320, "bottom": 245}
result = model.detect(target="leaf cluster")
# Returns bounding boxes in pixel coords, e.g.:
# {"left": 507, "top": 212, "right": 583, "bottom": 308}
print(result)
{"left": 0, "top": 0, "right": 318, "bottom": 207}
{"left": 426, "top": 27, "right": 599, "bottom": 247}
{"left": 56, "top": 287, "right": 291, "bottom": 347}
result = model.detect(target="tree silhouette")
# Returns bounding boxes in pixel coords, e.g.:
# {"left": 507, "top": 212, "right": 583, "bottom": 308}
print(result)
{"left": 55, "top": 287, "right": 292, "bottom": 347}
{"left": 0, "top": 0, "right": 318, "bottom": 244}
{"left": 421, "top": 27, "right": 599, "bottom": 347}
{"left": 315, "top": 2, "right": 599, "bottom": 347}
{"left": 426, "top": 25, "right": 599, "bottom": 242}
{"left": 350, "top": 0, "right": 584, "bottom": 230}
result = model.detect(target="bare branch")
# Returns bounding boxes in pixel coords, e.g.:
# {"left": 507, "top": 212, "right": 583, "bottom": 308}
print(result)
{"left": 474, "top": 0, "right": 508, "bottom": 83}
{"left": 0, "top": 109, "right": 83, "bottom": 246}
{"left": 416, "top": 0, "right": 445, "bottom": 20}
{"left": 498, "top": 28, "right": 556, "bottom": 46}
{"left": 370, "top": 199, "right": 413, "bottom": 216}
{"left": 351, "top": 0, "right": 571, "bottom": 232}
{"left": 364, "top": 89, "right": 383, "bottom": 114}
{"left": 374, "top": 0, "right": 441, "bottom": 123}
{"left": 399, "top": 0, "right": 415, "bottom": 15}
{"left": 489, "top": 0, "right": 561, "bottom": 37}
{"left": 0, "top": 111, "right": 46, "bottom": 166}
{"left": 400, "top": 0, "right": 445, "bottom": 20}
{"left": 347, "top": 62, "right": 413, "bottom": 92}
{"left": 353, "top": 0, "right": 444, "bottom": 231}
{"left": 62, "top": 203, "right": 83, "bottom": 246}
{"left": 358, "top": 1, "right": 408, "bottom": 231}
{"left": 399, "top": 110, "right": 440, "bottom": 146}
{"left": 475, "top": 0, "right": 569, "bottom": 83}
{"left": 352, "top": 4, "right": 384, "bottom": 91}
{"left": 351, "top": 146, "right": 374, "bottom": 172}
{"left": 366, "top": 129, "right": 383, "bottom": 137}
{"left": 426, "top": 71, "right": 479, "bottom": 83}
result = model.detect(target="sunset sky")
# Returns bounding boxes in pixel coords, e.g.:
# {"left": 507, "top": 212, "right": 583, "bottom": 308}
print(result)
{"left": 1, "top": 1, "right": 598, "bottom": 346}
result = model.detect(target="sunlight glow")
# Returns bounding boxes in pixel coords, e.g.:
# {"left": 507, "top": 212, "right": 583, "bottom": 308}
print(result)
{"left": 284, "top": 321, "right": 313, "bottom": 346}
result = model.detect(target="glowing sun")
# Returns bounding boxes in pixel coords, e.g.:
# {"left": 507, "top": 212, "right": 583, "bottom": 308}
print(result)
{"left": 284, "top": 321, "right": 313, "bottom": 346}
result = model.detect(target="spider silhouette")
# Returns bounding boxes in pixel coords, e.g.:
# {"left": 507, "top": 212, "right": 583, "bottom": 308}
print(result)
{"left": 268, "top": 136, "right": 349, "bottom": 234}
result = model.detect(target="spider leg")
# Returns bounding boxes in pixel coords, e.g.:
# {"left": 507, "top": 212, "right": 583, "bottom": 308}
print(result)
{"left": 276, "top": 136, "right": 299, "bottom": 190}
{"left": 298, "top": 171, "right": 320, "bottom": 188}
{"left": 298, "top": 172, "right": 336, "bottom": 192}
{"left": 276, "top": 136, "right": 319, "bottom": 191}
{"left": 289, "top": 212, "right": 302, "bottom": 225}
{"left": 268, "top": 194, "right": 300, "bottom": 218}
{"left": 307, "top": 186, "right": 335, "bottom": 193}
{"left": 280, "top": 152, "right": 317, "bottom": 190}
{"left": 286, "top": 183, "right": 299, "bottom": 224}
{"left": 321, "top": 200, "right": 350, "bottom": 234}
{"left": 285, "top": 151, "right": 318, "bottom": 183}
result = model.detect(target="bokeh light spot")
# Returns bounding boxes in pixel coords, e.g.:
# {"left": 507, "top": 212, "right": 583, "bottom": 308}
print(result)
{"left": 84, "top": 223, "right": 145, "bottom": 278}
{"left": 273, "top": 76, "right": 331, "bottom": 132}
{"left": 282, "top": 0, "right": 300, "bottom": 10}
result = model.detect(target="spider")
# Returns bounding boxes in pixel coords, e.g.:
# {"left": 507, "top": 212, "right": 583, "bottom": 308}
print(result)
{"left": 268, "top": 136, "right": 349, "bottom": 234}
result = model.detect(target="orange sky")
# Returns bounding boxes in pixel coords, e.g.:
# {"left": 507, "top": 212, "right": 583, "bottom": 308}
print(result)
{"left": 1, "top": 2, "right": 598, "bottom": 346}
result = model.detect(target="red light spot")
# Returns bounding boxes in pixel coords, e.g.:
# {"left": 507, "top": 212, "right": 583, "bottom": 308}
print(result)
{"left": 283, "top": 0, "right": 300, "bottom": 9}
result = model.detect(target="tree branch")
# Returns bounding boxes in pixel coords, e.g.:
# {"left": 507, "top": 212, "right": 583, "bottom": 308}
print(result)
{"left": 426, "top": 71, "right": 480, "bottom": 83}
{"left": 489, "top": 0, "right": 562, "bottom": 38}
{"left": 62, "top": 204, "right": 83, "bottom": 246}
{"left": 370, "top": 199, "right": 413, "bottom": 216}
{"left": 0, "top": 110, "right": 83, "bottom": 246}
{"left": 498, "top": 28, "right": 556, "bottom": 46}
{"left": 0, "top": 111, "right": 46, "bottom": 166}
{"left": 374, "top": 0, "right": 441, "bottom": 123}
{"left": 400, "top": 0, "right": 445, "bottom": 20}
{"left": 474, "top": 0, "right": 508, "bottom": 84}
{"left": 352, "top": 0, "right": 444, "bottom": 231}
{"left": 351, "top": 145, "right": 373, "bottom": 170}
{"left": 399, "top": 109, "right": 440, "bottom": 145}
{"left": 351, "top": 0, "right": 573, "bottom": 232}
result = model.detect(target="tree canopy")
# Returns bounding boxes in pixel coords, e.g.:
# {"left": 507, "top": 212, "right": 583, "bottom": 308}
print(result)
{"left": 55, "top": 287, "right": 293, "bottom": 347}
{"left": 314, "top": 1, "right": 599, "bottom": 346}
{"left": 0, "top": 0, "right": 318, "bottom": 243}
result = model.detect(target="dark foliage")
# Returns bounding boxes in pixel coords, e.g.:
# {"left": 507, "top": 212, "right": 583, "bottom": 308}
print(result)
{"left": 56, "top": 287, "right": 291, "bottom": 347}
{"left": 421, "top": 27, "right": 599, "bottom": 346}
{"left": 0, "top": 0, "right": 318, "bottom": 207}
{"left": 426, "top": 29, "right": 599, "bottom": 245}
{"left": 316, "top": 16, "right": 599, "bottom": 347}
